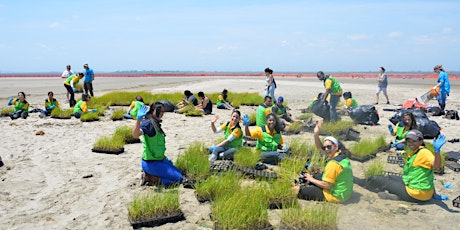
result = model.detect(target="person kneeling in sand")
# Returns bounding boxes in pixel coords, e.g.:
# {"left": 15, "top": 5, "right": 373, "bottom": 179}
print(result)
{"left": 195, "top": 91, "right": 213, "bottom": 115}
{"left": 294, "top": 120, "right": 354, "bottom": 203}
{"left": 40, "top": 91, "right": 59, "bottom": 118}
{"left": 356, "top": 130, "right": 446, "bottom": 202}
{"left": 73, "top": 94, "right": 97, "bottom": 118}
{"left": 8, "top": 91, "right": 29, "bottom": 120}
{"left": 124, "top": 96, "right": 145, "bottom": 119}
{"left": 132, "top": 102, "right": 183, "bottom": 186}
{"left": 208, "top": 110, "right": 243, "bottom": 162}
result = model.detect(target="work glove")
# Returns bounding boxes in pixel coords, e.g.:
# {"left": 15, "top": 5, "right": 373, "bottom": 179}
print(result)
{"left": 433, "top": 194, "right": 449, "bottom": 200}
{"left": 387, "top": 124, "right": 394, "bottom": 134}
{"left": 433, "top": 134, "right": 446, "bottom": 153}
{"left": 391, "top": 142, "right": 399, "bottom": 148}
{"left": 242, "top": 114, "right": 250, "bottom": 126}
{"left": 49, "top": 105, "right": 56, "bottom": 110}
{"left": 137, "top": 105, "right": 148, "bottom": 120}
{"left": 209, "top": 145, "right": 216, "bottom": 153}
{"left": 72, "top": 87, "right": 77, "bottom": 92}
{"left": 443, "top": 183, "right": 453, "bottom": 189}
{"left": 8, "top": 97, "right": 13, "bottom": 105}
{"left": 283, "top": 145, "right": 289, "bottom": 152}
{"left": 91, "top": 109, "right": 98, "bottom": 113}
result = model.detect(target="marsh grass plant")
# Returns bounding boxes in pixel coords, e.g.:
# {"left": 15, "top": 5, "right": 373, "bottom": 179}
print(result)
{"left": 278, "top": 156, "right": 308, "bottom": 181}
{"left": 111, "top": 108, "right": 126, "bottom": 120}
{"left": 264, "top": 178, "right": 298, "bottom": 208}
{"left": 320, "top": 120, "right": 354, "bottom": 135}
{"left": 79, "top": 112, "right": 100, "bottom": 122}
{"left": 233, "top": 147, "right": 260, "bottom": 168}
{"left": 364, "top": 160, "right": 385, "bottom": 178}
{"left": 194, "top": 171, "right": 243, "bottom": 202}
{"left": 297, "top": 113, "right": 314, "bottom": 120}
{"left": 175, "top": 142, "right": 210, "bottom": 180}
{"left": 114, "top": 125, "right": 139, "bottom": 144}
{"left": 0, "top": 107, "right": 14, "bottom": 117}
{"left": 93, "top": 135, "right": 125, "bottom": 151}
{"left": 212, "top": 186, "right": 271, "bottom": 229}
{"left": 281, "top": 202, "right": 338, "bottom": 230}
{"left": 350, "top": 135, "right": 388, "bottom": 158}
{"left": 248, "top": 112, "right": 257, "bottom": 126}
{"left": 50, "top": 107, "right": 73, "bottom": 119}
{"left": 285, "top": 122, "right": 303, "bottom": 133}
{"left": 288, "top": 138, "right": 317, "bottom": 159}
{"left": 127, "top": 189, "right": 182, "bottom": 223}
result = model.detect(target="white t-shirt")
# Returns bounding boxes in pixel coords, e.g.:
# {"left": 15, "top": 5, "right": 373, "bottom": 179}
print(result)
{"left": 61, "top": 70, "right": 74, "bottom": 78}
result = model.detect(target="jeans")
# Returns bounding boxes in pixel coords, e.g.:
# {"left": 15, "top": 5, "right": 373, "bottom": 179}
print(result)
{"left": 211, "top": 146, "right": 237, "bottom": 160}
{"left": 260, "top": 151, "right": 285, "bottom": 165}
{"left": 265, "top": 85, "right": 275, "bottom": 101}
{"left": 329, "top": 94, "right": 341, "bottom": 122}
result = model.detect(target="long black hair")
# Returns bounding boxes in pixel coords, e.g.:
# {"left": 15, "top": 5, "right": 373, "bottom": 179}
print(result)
{"left": 146, "top": 102, "right": 165, "bottom": 135}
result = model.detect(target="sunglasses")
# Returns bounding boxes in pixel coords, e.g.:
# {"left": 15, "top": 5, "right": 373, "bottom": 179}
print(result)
{"left": 321, "top": 145, "right": 333, "bottom": 150}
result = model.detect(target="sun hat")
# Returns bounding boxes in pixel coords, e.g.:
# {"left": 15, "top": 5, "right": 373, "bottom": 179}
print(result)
{"left": 278, "top": 96, "right": 284, "bottom": 102}
{"left": 405, "top": 130, "right": 423, "bottom": 141}
{"left": 324, "top": 136, "right": 339, "bottom": 146}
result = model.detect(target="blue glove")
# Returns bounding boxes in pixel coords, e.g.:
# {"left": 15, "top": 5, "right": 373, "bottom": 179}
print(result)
{"left": 242, "top": 114, "right": 250, "bottom": 126}
{"left": 433, "top": 134, "right": 446, "bottom": 153}
{"left": 283, "top": 145, "right": 289, "bottom": 152}
{"left": 72, "top": 87, "right": 77, "bottom": 92}
{"left": 443, "top": 183, "right": 453, "bottom": 189}
{"left": 137, "top": 105, "right": 149, "bottom": 120}
{"left": 387, "top": 124, "right": 394, "bottom": 134}
{"left": 434, "top": 194, "right": 449, "bottom": 200}
{"left": 8, "top": 97, "right": 13, "bottom": 105}
{"left": 209, "top": 145, "right": 216, "bottom": 153}
{"left": 391, "top": 142, "right": 399, "bottom": 148}
{"left": 49, "top": 105, "right": 56, "bottom": 110}
{"left": 305, "top": 163, "right": 311, "bottom": 169}
{"left": 91, "top": 109, "right": 98, "bottom": 113}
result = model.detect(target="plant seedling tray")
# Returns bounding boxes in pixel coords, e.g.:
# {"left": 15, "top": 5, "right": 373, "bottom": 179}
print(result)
{"left": 125, "top": 138, "right": 141, "bottom": 144}
{"left": 92, "top": 147, "right": 124, "bottom": 155}
{"left": 195, "top": 192, "right": 210, "bottom": 203}
{"left": 268, "top": 199, "right": 297, "bottom": 209}
{"left": 445, "top": 161, "right": 460, "bottom": 172}
{"left": 387, "top": 155, "right": 405, "bottom": 166}
{"left": 385, "top": 171, "right": 402, "bottom": 177}
{"left": 233, "top": 165, "right": 278, "bottom": 180}
{"left": 243, "top": 136, "right": 258, "bottom": 147}
{"left": 453, "top": 196, "right": 460, "bottom": 208}
{"left": 129, "top": 211, "right": 185, "bottom": 229}
{"left": 349, "top": 153, "right": 376, "bottom": 163}
{"left": 210, "top": 160, "right": 234, "bottom": 173}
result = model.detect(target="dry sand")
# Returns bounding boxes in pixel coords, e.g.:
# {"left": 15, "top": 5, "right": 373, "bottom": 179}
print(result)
{"left": 0, "top": 76, "right": 459, "bottom": 229}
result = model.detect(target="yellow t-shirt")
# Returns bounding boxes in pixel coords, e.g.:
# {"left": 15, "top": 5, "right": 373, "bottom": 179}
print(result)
{"left": 405, "top": 148, "right": 435, "bottom": 200}
{"left": 249, "top": 126, "right": 283, "bottom": 144}
{"left": 219, "top": 122, "right": 243, "bottom": 138}
{"left": 325, "top": 79, "right": 343, "bottom": 95}
{"left": 322, "top": 151, "right": 345, "bottom": 202}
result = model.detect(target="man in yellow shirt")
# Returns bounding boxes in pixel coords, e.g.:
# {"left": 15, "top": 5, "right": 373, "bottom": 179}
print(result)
{"left": 317, "top": 71, "right": 343, "bottom": 122}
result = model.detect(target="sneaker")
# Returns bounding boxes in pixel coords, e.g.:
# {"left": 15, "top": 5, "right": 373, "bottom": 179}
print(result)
{"left": 386, "top": 101, "right": 390, "bottom": 105}
{"left": 208, "top": 154, "right": 217, "bottom": 162}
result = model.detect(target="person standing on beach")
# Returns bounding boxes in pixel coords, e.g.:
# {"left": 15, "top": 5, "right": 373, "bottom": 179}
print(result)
{"left": 357, "top": 130, "right": 446, "bottom": 203}
{"left": 317, "top": 71, "right": 342, "bottom": 122}
{"left": 8, "top": 91, "right": 29, "bottom": 119}
{"left": 375, "top": 66, "right": 390, "bottom": 105}
{"left": 63, "top": 72, "right": 84, "bottom": 107}
{"left": 264, "top": 67, "right": 276, "bottom": 101}
{"left": 132, "top": 102, "right": 183, "bottom": 186}
{"left": 433, "top": 64, "right": 450, "bottom": 111}
{"left": 61, "top": 65, "right": 74, "bottom": 79}
{"left": 295, "top": 120, "right": 353, "bottom": 202}
{"left": 83, "top": 64, "right": 94, "bottom": 97}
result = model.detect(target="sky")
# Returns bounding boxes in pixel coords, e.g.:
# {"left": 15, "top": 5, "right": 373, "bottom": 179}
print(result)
{"left": 0, "top": 0, "right": 459, "bottom": 73}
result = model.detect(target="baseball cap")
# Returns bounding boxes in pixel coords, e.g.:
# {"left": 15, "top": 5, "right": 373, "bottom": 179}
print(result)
{"left": 405, "top": 130, "right": 423, "bottom": 141}
{"left": 324, "top": 136, "right": 339, "bottom": 146}
{"left": 277, "top": 96, "right": 284, "bottom": 102}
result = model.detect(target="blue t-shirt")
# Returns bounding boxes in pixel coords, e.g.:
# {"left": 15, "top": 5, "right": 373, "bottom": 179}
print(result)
{"left": 84, "top": 68, "right": 94, "bottom": 83}
{"left": 438, "top": 71, "right": 450, "bottom": 94}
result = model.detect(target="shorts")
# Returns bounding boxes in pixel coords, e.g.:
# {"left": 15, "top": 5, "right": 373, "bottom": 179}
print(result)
{"left": 376, "top": 86, "right": 387, "bottom": 94}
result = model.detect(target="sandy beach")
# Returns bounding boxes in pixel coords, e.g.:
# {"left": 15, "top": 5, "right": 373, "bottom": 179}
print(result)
{"left": 0, "top": 75, "right": 459, "bottom": 229}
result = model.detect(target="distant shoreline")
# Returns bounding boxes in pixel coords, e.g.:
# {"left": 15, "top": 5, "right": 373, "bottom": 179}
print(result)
{"left": 0, "top": 72, "right": 458, "bottom": 79}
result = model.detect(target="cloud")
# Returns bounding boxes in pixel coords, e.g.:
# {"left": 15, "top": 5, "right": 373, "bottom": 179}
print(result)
{"left": 387, "top": 31, "right": 403, "bottom": 38}
{"left": 442, "top": 27, "right": 453, "bottom": 34}
{"left": 49, "top": 22, "right": 60, "bottom": 28}
{"left": 37, "top": 43, "right": 49, "bottom": 49}
{"left": 280, "top": 40, "right": 290, "bottom": 47}
{"left": 346, "top": 34, "right": 373, "bottom": 41}
{"left": 412, "top": 35, "right": 435, "bottom": 44}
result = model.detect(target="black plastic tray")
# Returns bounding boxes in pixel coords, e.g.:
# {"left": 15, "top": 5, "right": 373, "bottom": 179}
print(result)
{"left": 129, "top": 211, "right": 185, "bottom": 229}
